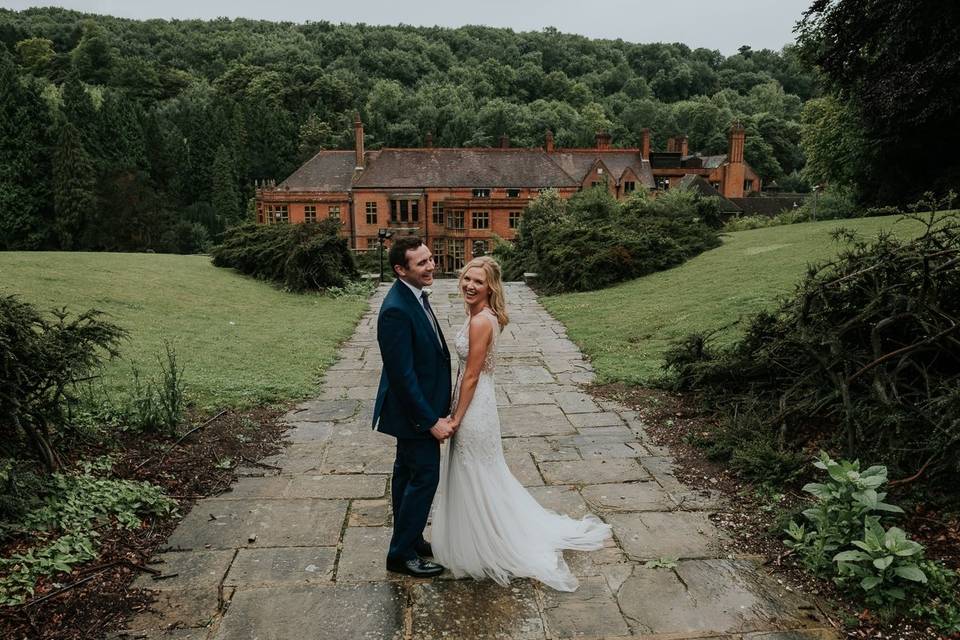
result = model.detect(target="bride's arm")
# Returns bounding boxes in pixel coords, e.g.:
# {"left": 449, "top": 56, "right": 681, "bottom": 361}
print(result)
{"left": 449, "top": 315, "right": 493, "bottom": 430}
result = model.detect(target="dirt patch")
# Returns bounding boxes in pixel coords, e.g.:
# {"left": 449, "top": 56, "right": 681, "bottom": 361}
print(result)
{"left": 0, "top": 406, "right": 291, "bottom": 640}
{"left": 590, "top": 382, "right": 960, "bottom": 640}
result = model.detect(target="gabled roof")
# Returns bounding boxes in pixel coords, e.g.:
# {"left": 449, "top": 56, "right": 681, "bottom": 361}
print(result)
{"left": 547, "top": 150, "right": 655, "bottom": 188}
{"left": 696, "top": 154, "right": 729, "bottom": 169}
{"left": 279, "top": 150, "right": 360, "bottom": 191}
{"left": 353, "top": 149, "right": 577, "bottom": 189}
{"left": 677, "top": 174, "right": 740, "bottom": 212}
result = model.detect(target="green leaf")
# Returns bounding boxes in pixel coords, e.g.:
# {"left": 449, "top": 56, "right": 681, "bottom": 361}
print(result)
{"left": 860, "top": 576, "right": 882, "bottom": 591}
{"left": 833, "top": 550, "right": 870, "bottom": 562}
{"left": 872, "top": 555, "right": 893, "bottom": 570}
{"left": 893, "top": 565, "right": 927, "bottom": 583}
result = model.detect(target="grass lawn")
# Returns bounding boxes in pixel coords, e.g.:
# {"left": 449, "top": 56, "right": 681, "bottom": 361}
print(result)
{"left": 542, "top": 214, "right": 928, "bottom": 384}
{"left": 0, "top": 252, "right": 369, "bottom": 409}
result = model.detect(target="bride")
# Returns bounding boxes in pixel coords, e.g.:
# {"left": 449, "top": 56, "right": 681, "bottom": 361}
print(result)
{"left": 432, "top": 256, "right": 611, "bottom": 592}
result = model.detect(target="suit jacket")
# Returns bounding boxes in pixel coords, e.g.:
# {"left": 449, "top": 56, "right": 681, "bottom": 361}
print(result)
{"left": 373, "top": 279, "right": 452, "bottom": 439}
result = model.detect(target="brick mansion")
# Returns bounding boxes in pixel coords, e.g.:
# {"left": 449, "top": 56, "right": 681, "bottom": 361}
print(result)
{"left": 255, "top": 117, "right": 761, "bottom": 272}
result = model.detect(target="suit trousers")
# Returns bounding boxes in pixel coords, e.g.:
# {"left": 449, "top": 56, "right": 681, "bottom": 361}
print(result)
{"left": 388, "top": 437, "right": 441, "bottom": 561}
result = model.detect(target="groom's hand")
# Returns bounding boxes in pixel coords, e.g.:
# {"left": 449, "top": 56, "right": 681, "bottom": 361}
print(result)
{"left": 429, "top": 417, "right": 453, "bottom": 441}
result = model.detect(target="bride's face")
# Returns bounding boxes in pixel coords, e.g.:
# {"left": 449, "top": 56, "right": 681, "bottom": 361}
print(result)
{"left": 460, "top": 267, "right": 489, "bottom": 306}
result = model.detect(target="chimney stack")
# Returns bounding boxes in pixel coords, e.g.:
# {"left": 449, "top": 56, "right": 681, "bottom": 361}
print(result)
{"left": 595, "top": 131, "right": 612, "bottom": 150}
{"left": 424, "top": 132, "right": 434, "bottom": 148}
{"left": 545, "top": 129, "right": 555, "bottom": 153}
{"left": 353, "top": 113, "right": 365, "bottom": 170}
{"left": 722, "top": 122, "right": 747, "bottom": 198}
{"left": 678, "top": 135, "right": 689, "bottom": 157}
{"left": 640, "top": 128, "right": 650, "bottom": 159}
{"left": 666, "top": 136, "right": 677, "bottom": 153}
{"left": 499, "top": 133, "right": 510, "bottom": 149}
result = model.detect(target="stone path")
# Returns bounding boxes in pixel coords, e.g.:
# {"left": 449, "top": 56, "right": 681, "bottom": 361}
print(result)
{"left": 116, "top": 281, "right": 836, "bottom": 640}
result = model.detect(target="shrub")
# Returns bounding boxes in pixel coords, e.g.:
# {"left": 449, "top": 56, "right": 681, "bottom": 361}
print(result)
{"left": 665, "top": 201, "right": 960, "bottom": 499}
{"left": 0, "top": 296, "right": 125, "bottom": 471}
{"left": 494, "top": 188, "right": 721, "bottom": 293}
{"left": 211, "top": 220, "right": 358, "bottom": 291}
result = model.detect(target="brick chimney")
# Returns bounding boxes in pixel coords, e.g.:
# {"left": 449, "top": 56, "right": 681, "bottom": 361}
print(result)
{"left": 640, "top": 128, "right": 650, "bottom": 159}
{"left": 545, "top": 129, "right": 555, "bottom": 152}
{"left": 722, "top": 122, "right": 746, "bottom": 197}
{"left": 666, "top": 136, "right": 677, "bottom": 153}
{"left": 353, "top": 113, "right": 365, "bottom": 170}
{"left": 499, "top": 134, "right": 510, "bottom": 149}
{"left": 678, "top": 135, "right": 689, "bottom": 157}
{"left": 595, "top": 131, "right": 612, "bottom": 150}
{"left": 424, "top": 132, "right": 433, "bottom": 148}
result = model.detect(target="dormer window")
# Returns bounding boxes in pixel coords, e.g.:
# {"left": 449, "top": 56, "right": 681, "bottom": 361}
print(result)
{"left": 506, "top": 188, "right": 520, "bottom": 198}
{"left": 472, "top": 188, "right": 490, "bottom": 198}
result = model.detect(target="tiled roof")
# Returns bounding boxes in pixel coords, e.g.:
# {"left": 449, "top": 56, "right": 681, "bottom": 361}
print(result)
{"left": 279, "top": 151, "right": 362, "bottom": 191}
{"left": 697, "top": 154, "right": 728, "bottom": 169}
{"left": 353, "top": 149, "right": 578, "bottom": 189}
{"left": 677, "top": 174, "right": 740, "bottom": 212}
{"left": 547, "top": 150, "right": 655, "bottom": 188}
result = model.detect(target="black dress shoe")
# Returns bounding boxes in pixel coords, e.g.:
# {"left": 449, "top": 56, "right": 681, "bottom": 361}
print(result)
{"left": 386, "top": 557, "right": 444, "bottom": 577}
{"left": 414, "top": 541, "right": 433, "bottom": 558}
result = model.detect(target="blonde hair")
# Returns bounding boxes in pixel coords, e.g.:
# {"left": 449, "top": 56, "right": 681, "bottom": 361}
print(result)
{"left": 459, "top": 256, "right": 510, "bottom": 329}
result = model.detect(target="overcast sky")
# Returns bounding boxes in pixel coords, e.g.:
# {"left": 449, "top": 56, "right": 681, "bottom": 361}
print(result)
{"left": 2, "top": 1, "right": 811, "bottom": 54}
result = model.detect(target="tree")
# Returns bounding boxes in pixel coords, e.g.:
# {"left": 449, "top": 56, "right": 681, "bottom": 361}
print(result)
{"left": 797, "top": 0, "right": 960, "bottom": 202}
{"left": 52, "top": 122, "right": 95, "bottom": 249}
{"left": 15, "top": 37, "right": 55, "bottom": 73}
{"left": 211, "top": 144, "right": 242, "bottom": 229}
{"left": 297, "top": 113, "right": 334, "bottom": 161}
{"left": 799, "top": 96, "right": 868, "bottom": 189}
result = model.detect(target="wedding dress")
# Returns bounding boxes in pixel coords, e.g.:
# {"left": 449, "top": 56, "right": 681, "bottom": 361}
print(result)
{"left": 432, "top": 307, "right": 611, "bottom": 592}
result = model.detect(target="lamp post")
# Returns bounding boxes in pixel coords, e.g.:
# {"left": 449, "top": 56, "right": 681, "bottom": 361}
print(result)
{"left": 377, "top": 228, "right": 393, "bottom": 281}
{"left": 811, "top": 184, "right": 820, "bottom": 222}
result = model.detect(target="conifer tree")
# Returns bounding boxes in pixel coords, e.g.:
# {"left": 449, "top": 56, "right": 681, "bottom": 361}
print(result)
{"left": 211, "top": 144, "right": 242, "bottom": 230}
{"left": 52, "top": 122, "right": 96, "bottom": 249}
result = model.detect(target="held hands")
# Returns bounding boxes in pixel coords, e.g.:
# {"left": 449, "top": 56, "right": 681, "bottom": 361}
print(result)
{"left": 429, "top": 416, "right": 460, "bottom": 442}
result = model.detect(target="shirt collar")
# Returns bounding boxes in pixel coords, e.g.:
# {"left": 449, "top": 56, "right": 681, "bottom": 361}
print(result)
{"left": 399, "top": 278, "right": 423, "bottom": 300}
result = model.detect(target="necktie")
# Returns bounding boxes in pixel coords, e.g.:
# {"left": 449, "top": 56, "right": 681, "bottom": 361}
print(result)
{"left": 421, "top": 291, "right": 441, "bottom": 343}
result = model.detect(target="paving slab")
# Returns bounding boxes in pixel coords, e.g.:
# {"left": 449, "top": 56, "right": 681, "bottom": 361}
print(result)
{"left": 284, "top": 399, "right": 360, "bottom": 423}
{"left": 257, "top": 442, "right": 325, "bottom": 474}
{"left": 580, "top": 481, "right": 674, "bottom": 513}
{"left": 211, "top": 583, "right": 404, "bottom": 640}
{"left": 317, "top": 442, "right": 395, "bottom": 474}
{"left": 607, "top": 511, "right": 723, "bottom": 559}
{"left": 123, "top": 587, "right": 227, "bottom": 632}
{"left": 281, "top": 421, "right": 333, "bottom": 444}
{"left": 284, "top": 473, "right": 387, "bottom": 499}
{"left": 539, "top": 458, "right": 648, "bottom": 486}
{"left": 134, "top": 550, "right": 234, "bottom": 591}
{"left": 336, "top": 526, "right": 396, "bottom": 581}
{"left": 526, "top": 485, "right": 592, "bottom": 519}
{"left": 498, "top": 404, "right": 576, "bottom": 437}
{"left": 616, "top": 560, "right": 829, "bottom": 636}
{"left": 166, "top": 499, "right": 347, "bottom": 549}
{"left": 504, "top": 451, "right": 544, "bottom": 486}
{"left": 541, "top": 575, "right": 630, "bottom": 638}
{"left": 410, "top": 580, "right": 545, "bottom": 639}
{"left": 224, "top": 547, "right": 336, "bottom": 586}
{"left": 349, "top": 498, "right": 392, "bottom": 527}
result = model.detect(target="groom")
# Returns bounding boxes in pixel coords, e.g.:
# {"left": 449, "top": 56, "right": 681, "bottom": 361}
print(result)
{"left": 373, "top": 235, "right": 453, "bottom": 577}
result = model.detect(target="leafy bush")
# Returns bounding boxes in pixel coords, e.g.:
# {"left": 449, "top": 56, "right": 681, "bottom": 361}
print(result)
{"left": 665, "top": 200, "right": 960, "bottom": 499}
{"left": 783, "top": 453, "right": 959, "bottom": 629}
{"left": 0, "top": 458, "right": 176, "bottom": 605}
{"left": 211, "top": 220, "right": 358, "bottom": 292}
{"left": 494, "top": 188, "right": 721, "bottom": 293}
{"left": 0, "top": 296, "right": 125, "bottom": 471}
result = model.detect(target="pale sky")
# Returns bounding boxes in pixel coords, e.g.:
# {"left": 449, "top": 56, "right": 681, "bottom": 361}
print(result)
{"left": 1, "top": 0, "right": 811, "bottom": 54}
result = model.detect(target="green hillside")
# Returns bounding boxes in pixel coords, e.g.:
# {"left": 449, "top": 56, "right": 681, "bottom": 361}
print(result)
{"left": 0, "top": 253, "right": 368, "bottom": 409}
{"left": 542, "top": 215, "right": 927, "bottom": 384}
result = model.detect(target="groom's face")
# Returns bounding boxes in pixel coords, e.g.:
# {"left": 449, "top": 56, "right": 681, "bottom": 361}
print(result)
{"left": 396, "top": 243, "right": 435, "bottom": 289}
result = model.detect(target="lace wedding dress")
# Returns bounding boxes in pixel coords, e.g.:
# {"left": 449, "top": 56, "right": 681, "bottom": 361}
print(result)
{"left": 432, "top": 308, "right": 611, "bottom": 592}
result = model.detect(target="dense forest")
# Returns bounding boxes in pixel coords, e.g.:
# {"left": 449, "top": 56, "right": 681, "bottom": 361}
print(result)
{"left": 0, "top": 7, "right": 820, "bottom": 253}
{"left": 3, "top": 4, "right": 956, "bottom": 254}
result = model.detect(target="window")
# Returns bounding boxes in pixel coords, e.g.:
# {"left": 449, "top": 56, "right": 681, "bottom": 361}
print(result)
{"left": 472, "top": 239, "right": 489, "bottom": 256}
{"left": 623, "top": 181, "right": 636, "bottom": 193}
{"left": 447, "top": 209, "right": 465, "bottom": 230}
{"left": 506, "top": 188, "right": 520, "bottom": 198}
{"left": 508, "top": 211, "right": 522, "bottom": 229}
{"left": 655, "top": 177, "right": 670, "bottom": 191}
{"left": 432, "top": 238, "right": 445, "bottom": 270}
{"left": 366, "top": 237, "right": 378, "bottom": 249}
{"left": 267, "top": 204, "right": 288, "bottom": 223}
{"left": 257, "top": 204, "right": 264, "bottom": 224}
{"left": 472, "top": 188, "right": 490, "bottom": 198}
{"left": 365, "top": 202, "right": 378, "bottom": 224}
{"left": 328, "top": 205, "right": 341, "bottom": 221}
{"left": 590, "top": 181, "right": 601, "bottom": 189}
{"left": 448, "top": 239, "right": 465, "bottom": 271}
{"left": 304, "top": 205, "right": 317, "bottom": 223}
{"left": 431, "top": 201, "right": 444, "bottom": 225}
{"left": 390, "top": 199, "right": 420, "bottom": 223}
{"left": 472, "top": 211, "right": 489, "bottom": 230}
{"left": 744, "top": 180, "right": 754, "bottom": 193}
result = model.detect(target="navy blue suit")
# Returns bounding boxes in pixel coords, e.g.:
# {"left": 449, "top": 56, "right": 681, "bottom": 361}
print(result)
{"left": 373, "top": 279, "right": 452, "bottom": 561}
